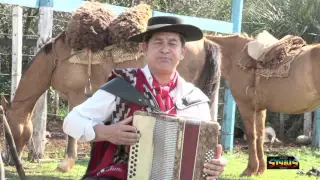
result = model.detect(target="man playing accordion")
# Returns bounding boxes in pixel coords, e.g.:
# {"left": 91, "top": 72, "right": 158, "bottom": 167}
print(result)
{"left": 63, "top": 16, "right": 227, "bottom": 180}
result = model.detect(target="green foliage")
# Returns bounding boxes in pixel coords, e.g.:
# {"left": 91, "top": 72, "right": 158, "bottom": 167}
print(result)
{"left": 243, "top": 0, "right": 320, "bottom": 43}
{"left": 97, "top": 0, "right": 232, "bottom": 21}
{"left": 47, "top": 87, "right": 69, "bottom": 120}
{"left": 57, "top": 101, "right": 69, "bottom": 120}
{"left": 0, "top": 4, "right": 12, "bottom": 97}
{"left": 0, "top": 75, "right": 10, "bottom": 95}
{"left": 150, "top": 0, "right": 232, "bottom": 21}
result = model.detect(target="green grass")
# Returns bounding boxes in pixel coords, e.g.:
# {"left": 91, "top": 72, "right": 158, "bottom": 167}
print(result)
{"left": 220, "top": 146, "right": 320, "bottom": 180}
{"left": 4, "top": 146, "right": 320, "bottom": 180}
{"left": 4, "top": 159, "right": 88, "bottom": 180}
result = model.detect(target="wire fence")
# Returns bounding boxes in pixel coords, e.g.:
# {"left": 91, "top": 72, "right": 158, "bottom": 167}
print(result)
{"left": 0, "top": 4, "right": 72, "bottom": 120}
{"left": 0, "top": 4, "right": 13, "bottom": 100}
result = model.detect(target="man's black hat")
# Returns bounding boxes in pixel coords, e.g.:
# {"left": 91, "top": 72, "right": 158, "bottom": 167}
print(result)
{"left": 128, "top": 16, "right": 203, "bottom": 42}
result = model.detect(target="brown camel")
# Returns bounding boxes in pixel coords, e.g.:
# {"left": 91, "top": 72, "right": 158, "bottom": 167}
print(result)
{"left": 205, "top": 33, "right": 320, "bottom": 176}
{"left": 1, "top": 31, "right": 221, "bottom": 172}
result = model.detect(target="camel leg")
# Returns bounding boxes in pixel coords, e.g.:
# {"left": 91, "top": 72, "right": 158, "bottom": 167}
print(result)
{"left": 56, "top": 135, "right": 77, "bottom": 172}
{"left": 57, "top": 116, "right": 77, "bottom": 172}
{"left": 66, "top": 135, "right": 77, "bottom": 159}
{"left": 57, "top": 93, "right": 87, "bottom": 172}
{"left": 256, "top": 109, "right": 267, "bottom": 175}
{"left": 1, "top": 97, "right": 32, "bottom": 168}
{"left": 65, "top": 96, "right": 78, "bottom": 162}
{"left": 237, "top": 103, "right": 259, "bottom": 176}
{"left": 0, "top": 106, "right": 26, "bottom": 179}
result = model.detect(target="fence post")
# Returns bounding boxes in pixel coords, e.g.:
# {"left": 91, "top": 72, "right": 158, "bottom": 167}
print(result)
{"left": 312, "top": 110, "right": 320, "bottom": 148}
{"left": 11, "top": 6, "right": 23, "bottom": 101}
{"left": 28, "top": 0, "right": 54, "bottom": 160}
{"left": 54, "top": 91, "right": 60, "bottom": 116}
{"left": 279, "top": 113, "right": 285, "bottom": 140}
{"left": 221, "top": 0, "right": 244, "bottom": 152}
{"left": 210, "top": 87, "right": 220, "bottom": 122}
{"left": 303, "top": 112, "right": 312, "bottom": 136}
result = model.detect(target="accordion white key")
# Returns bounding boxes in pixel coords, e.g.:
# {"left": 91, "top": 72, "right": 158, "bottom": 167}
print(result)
{"left": 127, "top": 111, "right": 221, "bottom": 180}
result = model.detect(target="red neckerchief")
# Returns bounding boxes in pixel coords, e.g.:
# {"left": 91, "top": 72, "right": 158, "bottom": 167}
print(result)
{"left": 130, "top": 69, "right": 178, "bottom": 115}
{"left": 151, "top": 72, "right": 178, "bottom": 114}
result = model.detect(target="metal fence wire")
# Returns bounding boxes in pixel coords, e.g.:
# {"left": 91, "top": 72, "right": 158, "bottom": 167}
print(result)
{"left": 0, "top": 4, "right": 13, "bottom": 99}
{"left": 0, "top": 4, "right": 72, "bottom": 119}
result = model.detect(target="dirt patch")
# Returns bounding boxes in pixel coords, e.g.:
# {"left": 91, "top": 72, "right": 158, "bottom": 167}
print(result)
{"left": 44, "top": 119, "right": 92, "bottom": 158}
{"left": 46, "top": 120, "right": 66, "bottom": 139}
{"left": 232, "top": 137, "right": 303, "bottom": 155}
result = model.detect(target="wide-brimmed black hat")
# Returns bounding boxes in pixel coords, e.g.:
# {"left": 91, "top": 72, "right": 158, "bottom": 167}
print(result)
{"left": 128, "top": 16, "right": 203, "bottom": 42}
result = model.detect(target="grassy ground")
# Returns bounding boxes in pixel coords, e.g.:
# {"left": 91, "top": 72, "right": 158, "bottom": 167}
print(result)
{"left": 4, "top": 159, "right": 88, "bottom": 180}
{"left": 220, "top": 146, "right": 320, "bottom": 180}
{"left": 4, "top": 146, "right": 320, "bottom": 180}
{"left": 1, "top": 120, "right": 92, "bottom": 180}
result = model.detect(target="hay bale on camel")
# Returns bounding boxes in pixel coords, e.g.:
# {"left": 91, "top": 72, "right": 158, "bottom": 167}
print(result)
{"left": 107, "top": 3, "right": 152, "bottom": 52}
{"left": 65, "top": 1, "right": 116, "bottom": 52}
{"left": 67, "top": 3, "right": 152, "bottom": 65}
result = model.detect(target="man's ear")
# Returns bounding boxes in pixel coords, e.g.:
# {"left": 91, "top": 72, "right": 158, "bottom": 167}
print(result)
{"left": 181, "top": 46, "right": 186, "bottom": 60}
{"left": 140, "top": 42, "right": 147, "bottom": 54}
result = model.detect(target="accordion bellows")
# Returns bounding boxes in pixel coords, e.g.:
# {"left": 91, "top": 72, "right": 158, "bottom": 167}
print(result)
{"left": 128, "top": 111, "right": 220, "bottom": 180}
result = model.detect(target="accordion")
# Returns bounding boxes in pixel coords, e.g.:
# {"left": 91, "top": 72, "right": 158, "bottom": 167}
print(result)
{"left": 127, "top": 111, "right": 220, "bottom": 180}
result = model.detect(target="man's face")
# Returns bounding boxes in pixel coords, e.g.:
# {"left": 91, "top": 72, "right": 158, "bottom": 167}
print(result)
{"left": 142, "top": 32, "right": 186, "bottom": 74}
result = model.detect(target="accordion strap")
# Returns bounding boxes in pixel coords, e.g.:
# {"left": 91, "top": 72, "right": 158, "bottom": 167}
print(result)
{"left": 100, "top": 76, "right": 211, "bottom": 112}
{"left": 175, "top": 88, "right": 211, "bottom": 110}
{"left": 100, "top": 76, "right": 160, "bottom": 111}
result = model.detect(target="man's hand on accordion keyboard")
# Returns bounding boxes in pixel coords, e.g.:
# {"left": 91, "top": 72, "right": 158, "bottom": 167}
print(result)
{"left": 93, "top": 116, "right": 140, "bottom": 145}
{"left": 203, "top": 144, "right": 227, "bottom": 180}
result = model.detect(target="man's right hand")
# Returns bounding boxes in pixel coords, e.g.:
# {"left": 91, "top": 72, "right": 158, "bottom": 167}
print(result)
{"left": 93, "top": 116, "right": 140, "bottom": 145}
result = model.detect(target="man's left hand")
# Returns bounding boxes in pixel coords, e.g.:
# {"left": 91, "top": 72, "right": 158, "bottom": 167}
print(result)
{"left": 203, "top": 144, "right": 227, "bottom": 180}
